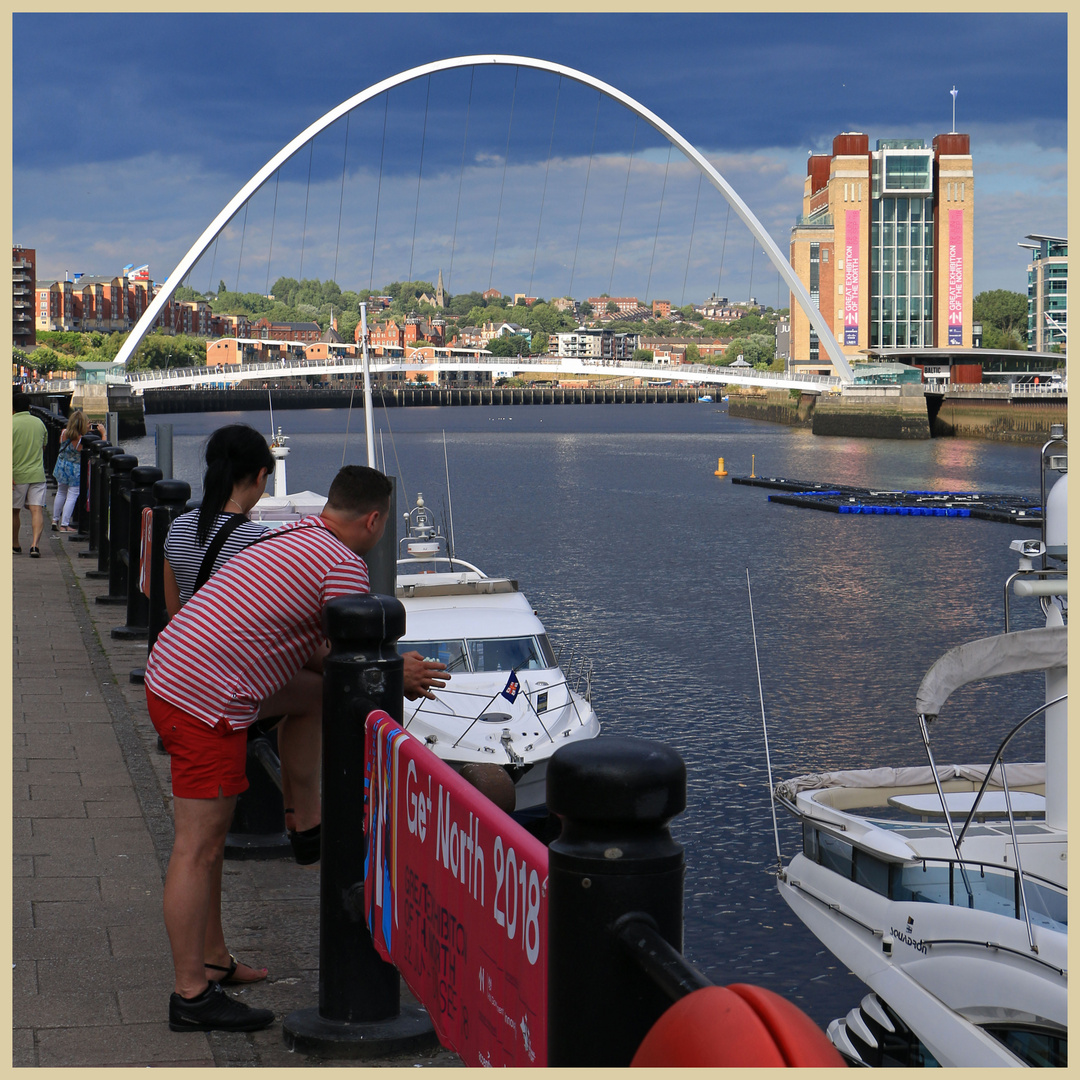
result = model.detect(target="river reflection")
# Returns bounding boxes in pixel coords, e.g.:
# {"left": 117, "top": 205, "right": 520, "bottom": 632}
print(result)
{"left": 127, "top": 404, "right": 1050, "bottom": 1025}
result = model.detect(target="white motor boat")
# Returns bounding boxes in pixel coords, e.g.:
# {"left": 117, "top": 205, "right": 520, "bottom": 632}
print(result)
{"left": 395, "top": 493, "right": 600, "bottom": 812}
{"left": 775, "top": 428, "right": 1067, "bottom": 1067}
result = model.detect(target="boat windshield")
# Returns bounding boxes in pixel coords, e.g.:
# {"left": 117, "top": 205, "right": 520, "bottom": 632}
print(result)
{"left": 401, "top": 634, "right": 556, "bottom": 673}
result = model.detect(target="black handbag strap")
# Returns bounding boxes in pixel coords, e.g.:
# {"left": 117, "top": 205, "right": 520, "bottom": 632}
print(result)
{"left": 192, "top": 513, "right": 250, "bottom": 595}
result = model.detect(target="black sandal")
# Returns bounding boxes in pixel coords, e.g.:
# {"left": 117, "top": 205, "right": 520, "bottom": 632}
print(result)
{"left": 205, "top": 953, "right": 267, "bottom": 985}
{"left": 29, "top": 547, "right": 40, "bottom": 558}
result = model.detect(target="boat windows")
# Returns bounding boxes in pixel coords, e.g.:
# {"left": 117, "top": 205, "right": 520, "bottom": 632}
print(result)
{"left": 400, "top": 634, "right": 557, "bottom": 674}
{"left": 469, "top": 636, "right": 552, "bottom": 673}
{"left": 401, "top": 640, "right": 469, "bottom": 671}
{"left": 985, "top": 1025, "right": 1067, "bottom": 1068}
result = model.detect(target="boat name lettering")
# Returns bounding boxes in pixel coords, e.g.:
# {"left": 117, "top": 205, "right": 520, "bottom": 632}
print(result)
{"left": 890, "top": 926, "right": 928, "bottom": 955}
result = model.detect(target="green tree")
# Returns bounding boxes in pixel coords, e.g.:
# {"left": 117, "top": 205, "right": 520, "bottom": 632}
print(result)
{"left": 685, "top": 343, "right": 701, "bottom": 364}
{"left": 973, "top": 290, "right": 1028, "bottom": 337}
{"left": 723, "top": 334, "right": 775, "bottom": 367}
{"left": 578, "top": 300, "right": 594, "bottom": 318}
{"left": 631, "top": 348, "right": 654, "bottom": 363}
{"left": 530, "top": 331, "right": 549, "bottom": 355}
{"left": 605, "top": 300, "right": 619, "bottom": 314}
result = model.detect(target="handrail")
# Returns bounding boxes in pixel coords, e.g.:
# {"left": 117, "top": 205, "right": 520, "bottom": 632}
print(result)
{"left": 955, "top": 694, "right": 1068, "bottom": 846}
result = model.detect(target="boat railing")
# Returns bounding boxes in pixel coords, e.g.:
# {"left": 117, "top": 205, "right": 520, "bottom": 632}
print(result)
{"left": 408, "top": 672, "right": 594, "bottom": 752}
{"left": 797, "top": 822, "right": 1066, "bottom": 935}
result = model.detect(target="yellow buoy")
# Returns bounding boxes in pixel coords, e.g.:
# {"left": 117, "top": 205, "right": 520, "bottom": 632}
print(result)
{"left": 750, "top": 453, "right": 756, "bottom": 478}
{"left": 714, "top": 457, "right": 728, "bottom": 477}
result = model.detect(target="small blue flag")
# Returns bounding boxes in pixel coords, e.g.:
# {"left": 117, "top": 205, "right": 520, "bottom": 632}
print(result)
{"left": 500, "top": 670, "right": 520, "bottom": 703}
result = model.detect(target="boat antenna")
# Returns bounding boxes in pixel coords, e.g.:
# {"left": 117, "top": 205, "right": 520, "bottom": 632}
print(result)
{"left": 747, "top": 568, "right": 783, "bottom": 872}
{"left": 442, "top": 430, "right": 457, "bottom": 563}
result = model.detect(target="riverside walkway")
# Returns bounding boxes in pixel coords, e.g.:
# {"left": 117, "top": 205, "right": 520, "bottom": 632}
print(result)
{"left": 11, "top": 515, "right": 460, "bottom": 1067}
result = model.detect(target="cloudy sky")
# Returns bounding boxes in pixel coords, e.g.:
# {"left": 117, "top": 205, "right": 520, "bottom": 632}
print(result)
{"left": 13, "top": 13, "right": 1067, "bottom": 307}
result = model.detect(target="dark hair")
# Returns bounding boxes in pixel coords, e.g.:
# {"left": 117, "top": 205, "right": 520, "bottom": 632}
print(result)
{"left": 325, "top": 465, "right": 392, "bottom": 516}
{"left": 197, "top": 424, "right": 276, "bottom": 544}
{"left": 13, "top": 392, "right": 30, "bottom": 413}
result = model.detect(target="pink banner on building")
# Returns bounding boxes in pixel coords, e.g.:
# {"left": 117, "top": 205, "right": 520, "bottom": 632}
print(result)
{"left": 365, "top": 712, "right": 548, "bottom": 1067}
{"left": 843, "top": 210, "right": 860, "bottom": 346}
{"left": 948, "top": 209, "right": 964, "bottom": 345}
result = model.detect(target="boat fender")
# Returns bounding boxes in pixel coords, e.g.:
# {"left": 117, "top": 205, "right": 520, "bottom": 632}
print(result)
{"left": 630, "top": 983, "right": 844, "bottom": 1067}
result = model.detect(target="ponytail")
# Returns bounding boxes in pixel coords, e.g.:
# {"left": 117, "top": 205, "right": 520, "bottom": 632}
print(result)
{"left": 196, "top": 424, "right": 276, "bottom": 545}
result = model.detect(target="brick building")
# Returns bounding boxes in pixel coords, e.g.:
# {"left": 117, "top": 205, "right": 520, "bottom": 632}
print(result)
{"left": 790, "top": 131, "right": 974, "bottom": 375}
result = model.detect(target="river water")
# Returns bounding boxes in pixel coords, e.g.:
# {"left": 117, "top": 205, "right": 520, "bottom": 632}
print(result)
{"left": 126, "top": 402, "right": 1049, "bottom": 1027}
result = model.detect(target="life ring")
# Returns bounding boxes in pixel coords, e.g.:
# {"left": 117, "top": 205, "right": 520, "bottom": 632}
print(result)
{"left": 630, "top": 983, "right": 844, "bottom": 1067}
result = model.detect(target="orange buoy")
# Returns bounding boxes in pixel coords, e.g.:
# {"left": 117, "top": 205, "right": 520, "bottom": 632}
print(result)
{"left": 750, "top": 452, "right": 756, "bottom": 478}
{"left": 714, "top": 457, "right": 728, "bottom": 477}
{"left": 630, "top": 984, "right": 844, "bottom": 1068}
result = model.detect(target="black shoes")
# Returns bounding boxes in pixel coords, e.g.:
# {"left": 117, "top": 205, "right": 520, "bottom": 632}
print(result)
{"left": 288, "top": 823, "right": 321, "bottom": 865}
{"left": 168, "top": 980, "right": 274, "bottom": 1032}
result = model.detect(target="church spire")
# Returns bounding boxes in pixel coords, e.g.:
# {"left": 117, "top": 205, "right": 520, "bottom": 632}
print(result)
{"left": 435, "top": 268, "right": 445, "bottom": 309}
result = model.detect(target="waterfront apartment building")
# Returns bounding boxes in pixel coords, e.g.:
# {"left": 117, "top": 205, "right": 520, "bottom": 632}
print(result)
{"left": 789, "top": 131, "right": 974, "bottom": 375}
{"left": 1019, "top": 234, "right": 1067, "bottom": 351}
{"left": 13, "top": 246, "right": 36, "bottom": 350}
{"left": 35, "top": 268, "right": 214, "bottom": 340}
{"left": 555, "top": 326, "right": 638, "bottom": 360}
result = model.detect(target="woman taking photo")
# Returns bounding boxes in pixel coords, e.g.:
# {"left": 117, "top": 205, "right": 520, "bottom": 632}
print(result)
{"left": 51, "top": 411, "right": 103, "bottom": 532}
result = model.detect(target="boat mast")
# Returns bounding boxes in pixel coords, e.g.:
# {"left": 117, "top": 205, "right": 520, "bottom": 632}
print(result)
{"left": 360, "top": 301, "right": 375, "bottom": 468}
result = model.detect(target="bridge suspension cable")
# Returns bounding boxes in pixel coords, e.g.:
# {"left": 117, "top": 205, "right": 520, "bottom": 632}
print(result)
{"left": 111, "top": 54, "right": 854, "bottom": 381}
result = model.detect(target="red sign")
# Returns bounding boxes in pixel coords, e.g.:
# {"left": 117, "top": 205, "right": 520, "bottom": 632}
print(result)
{"left": 948, "top": 209, "right": 964, "bottom": 346}
{"left": 844, "top": 209, "right": 861, "bottom": 346}
{"left": 365, "top": 712, "right": 548, "bottom": 1066}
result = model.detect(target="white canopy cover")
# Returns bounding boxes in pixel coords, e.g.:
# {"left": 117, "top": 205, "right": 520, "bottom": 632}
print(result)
{"left": 916, "top": 625, "right": 1068, "bottom": 719}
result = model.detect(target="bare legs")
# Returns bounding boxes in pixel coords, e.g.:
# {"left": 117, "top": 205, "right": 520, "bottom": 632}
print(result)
{"left": 258, "top": 668, "right": 323, "bottom": 833}
{"left": 164, "top": 793, "right": 237, "bottom": 997}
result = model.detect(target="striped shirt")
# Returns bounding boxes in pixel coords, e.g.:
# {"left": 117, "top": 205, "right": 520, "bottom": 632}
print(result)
{"left": 145, "top": 516, "right": 368, "bottom": 730}
{"left": 165, "top": 509, "right": 270, "bottom": 607}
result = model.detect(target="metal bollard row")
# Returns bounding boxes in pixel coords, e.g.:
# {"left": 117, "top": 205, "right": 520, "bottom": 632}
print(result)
{"left": 283, "top": 594, "right": 435, "bottom": 1057}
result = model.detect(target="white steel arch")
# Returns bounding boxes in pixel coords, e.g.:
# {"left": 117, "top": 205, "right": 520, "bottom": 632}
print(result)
{"left": 114, "top": 55, "right": 854, "bottom": 382}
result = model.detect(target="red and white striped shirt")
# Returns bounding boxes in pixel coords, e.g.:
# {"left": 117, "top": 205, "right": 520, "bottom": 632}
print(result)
{"left": 145, "top": 516, "right": 368, "bottom": 730}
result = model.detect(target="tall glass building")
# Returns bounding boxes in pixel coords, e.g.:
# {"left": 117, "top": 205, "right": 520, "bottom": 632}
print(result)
{"left": 1019, "top": 234, "right": 1067, "bottom": 352}
{"left": 789, "top": 132, "right": 973, "bottom": 374}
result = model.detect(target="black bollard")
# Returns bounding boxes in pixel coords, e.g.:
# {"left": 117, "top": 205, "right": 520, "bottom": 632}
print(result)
{"left": 72, "top": 433, "right": 102, "bottom": 541}
{"left": 112, "top": 465, "right": 162, "bottom": 639}
{"left": 224, "top": 726, "right": 290, "bottom": 861}
{"left": 283, "top": 593, "right": 436, "bottom": 1058}
{"left": 95, "top": 453, "right": 138, "bottom": 602}
{"left": 546, "top": 737, "right": 687, "bottom": 1067}
{"left": 131, "top": 478, "right": 190, "bottom": 683}
{"left": 83, "top": 444, "right": 120, "bottom": 568}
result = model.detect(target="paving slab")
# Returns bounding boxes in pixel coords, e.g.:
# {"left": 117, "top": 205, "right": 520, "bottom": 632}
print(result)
{"left": 12, "top": 503, "right": 463, "bottom": 1067}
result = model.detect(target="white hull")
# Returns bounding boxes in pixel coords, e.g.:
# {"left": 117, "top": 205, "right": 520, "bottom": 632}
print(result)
{"left": 775, "top": 448, "right": 1068, "bottom": 1067}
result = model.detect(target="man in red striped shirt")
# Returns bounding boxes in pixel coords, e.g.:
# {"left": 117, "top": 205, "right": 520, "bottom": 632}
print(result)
{"left": 145, "top": 465, "right": 445, "bottom": 1032}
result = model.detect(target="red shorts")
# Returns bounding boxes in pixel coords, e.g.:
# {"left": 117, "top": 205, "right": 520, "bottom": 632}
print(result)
{"left": 146, "top": 688, "right": 249, "bottom": 799}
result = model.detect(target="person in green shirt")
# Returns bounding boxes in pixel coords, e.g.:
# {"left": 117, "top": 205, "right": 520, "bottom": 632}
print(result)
{"left": 12, "top": 391, "right": 48, "bottom": 556}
